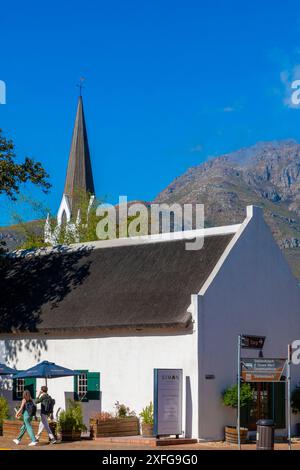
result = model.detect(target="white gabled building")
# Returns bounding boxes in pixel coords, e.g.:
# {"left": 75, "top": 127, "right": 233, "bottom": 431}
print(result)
{"left": 1, "top": 205, "right": 300, "bottom": 440}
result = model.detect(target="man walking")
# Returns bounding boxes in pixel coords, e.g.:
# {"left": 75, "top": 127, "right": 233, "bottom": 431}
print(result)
{"left": 35, "top": 386, "right": 56, "bottom": 444}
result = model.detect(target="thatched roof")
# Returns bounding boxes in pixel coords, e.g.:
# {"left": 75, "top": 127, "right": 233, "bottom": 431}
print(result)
{"left": 0, "top": 233, "right": 234, "bottom": 334}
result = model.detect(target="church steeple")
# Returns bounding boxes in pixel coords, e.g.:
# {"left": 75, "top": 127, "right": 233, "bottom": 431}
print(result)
{"left": 44, "top": 91, "right": 96, "bottom": 245}
{"left": 63, "top": 94, "right": 95, "bottom": 215}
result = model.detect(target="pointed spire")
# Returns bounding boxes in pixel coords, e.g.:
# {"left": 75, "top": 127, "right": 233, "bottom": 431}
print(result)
{"left": 63, "top": 95, "right": 95, "bottom": 215}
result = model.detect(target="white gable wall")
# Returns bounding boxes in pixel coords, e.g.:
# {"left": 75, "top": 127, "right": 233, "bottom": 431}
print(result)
{"left": 1, "top": 307, "right": 199, "bottom": 437}
{"left": 2, "top": 205, "right": 300, "bottom": 441}
{"left": 197, "top": 206, "right": 300, "bottom": 440}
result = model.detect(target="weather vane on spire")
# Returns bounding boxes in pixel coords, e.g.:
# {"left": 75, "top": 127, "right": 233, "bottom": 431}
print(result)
{"left": 77, "top": 77, "right": 85, "bottom": 96}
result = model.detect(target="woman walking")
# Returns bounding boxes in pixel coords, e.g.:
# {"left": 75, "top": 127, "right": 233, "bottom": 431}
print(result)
{"left": 13, "top": 390, "right": 38, "bottom": 446}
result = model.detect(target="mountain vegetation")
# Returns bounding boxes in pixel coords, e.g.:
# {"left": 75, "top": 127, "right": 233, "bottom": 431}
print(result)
{"left": 155, "top": 140, "right": 300, "bottom": 280}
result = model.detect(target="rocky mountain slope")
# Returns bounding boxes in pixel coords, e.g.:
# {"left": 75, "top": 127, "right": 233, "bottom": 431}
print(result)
{"left": 155, "top": 140, "right": 300, "bottom": 281}
{"left": 2, "top": 139, "right": 300, "bottom": 280}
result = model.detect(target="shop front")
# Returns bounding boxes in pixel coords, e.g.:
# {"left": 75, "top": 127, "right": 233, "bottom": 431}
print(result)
{"left": 241, "top": 381, "right": 286, "bottom": 431}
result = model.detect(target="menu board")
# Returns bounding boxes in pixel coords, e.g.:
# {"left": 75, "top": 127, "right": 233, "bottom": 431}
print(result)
{"left": 153, "top": 369, "right": 183, "bottom": 436}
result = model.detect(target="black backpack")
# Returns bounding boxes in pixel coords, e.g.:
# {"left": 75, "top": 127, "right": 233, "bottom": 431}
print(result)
{"left": 25, "top": 400, "right": 37, "bottom": 418}
{"left": 43, "top": 395, "right": 55, "bottom": 415}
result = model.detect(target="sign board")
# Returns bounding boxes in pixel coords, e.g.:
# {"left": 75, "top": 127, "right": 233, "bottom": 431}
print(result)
{"left": 153, "top": 369, "right": 183, "bottom": 437}
{"left": 241, "top": 358, "right": 286, "bottom": 382}
{"left": 241, "top": 335, "right": 265, "bottom": 349}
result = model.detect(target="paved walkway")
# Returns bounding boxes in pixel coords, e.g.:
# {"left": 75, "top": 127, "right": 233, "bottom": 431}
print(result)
{"left": 1, "top": 437, "right": 300, "bottom": 451}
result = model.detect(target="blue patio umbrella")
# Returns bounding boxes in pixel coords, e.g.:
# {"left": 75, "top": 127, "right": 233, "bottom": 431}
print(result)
{"left": 0, "top": 363, "right": 18, "bottom": 376}
{"left": 13, "top": 361, "right": 80, "bottom": 386}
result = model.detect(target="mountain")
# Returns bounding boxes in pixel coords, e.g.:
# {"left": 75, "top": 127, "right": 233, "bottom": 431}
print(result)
{"left": 0, "top": 220, "right": 42, "bottom": 252}
{"left": 155, "top": 140, "right": 300, "bottom": 281}
{"left": 2, "top": 139, "right": 300, "bottom": 280}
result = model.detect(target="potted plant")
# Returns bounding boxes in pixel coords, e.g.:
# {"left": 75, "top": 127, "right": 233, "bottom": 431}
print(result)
{"left": 115, "top": 401, "right": 136, "bottom": 418}
{"left": 222, "top": 383, "right": 253, "bottom": 444}
{"left": 0, "top": 397, "right": 9, "bottom": 436}
{"left": 139, "top": 402, "right": 154, "bottom": 437}
{"left": 58, "top": 399, "right": 86, "bottom": 441}
{"left": 291, "top": 383, "right": 300, "bottom": 436}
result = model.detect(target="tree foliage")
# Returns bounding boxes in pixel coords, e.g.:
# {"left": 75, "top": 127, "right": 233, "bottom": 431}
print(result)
{"left": 222, "top": 383, "right": 254, "bottom": 409}
{"left": 0, "top": 129, "right": 50, "bottom": 199}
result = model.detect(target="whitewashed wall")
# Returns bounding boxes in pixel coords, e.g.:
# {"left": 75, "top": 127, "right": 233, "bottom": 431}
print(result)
{"left": 197, "top": 207, "right": 300, "bottom": 440}
{"left": 2, "top": 206, "right": 300, "bottom": 441}
{"left": 1, "top": 317, "right": 199, "bottom": 437}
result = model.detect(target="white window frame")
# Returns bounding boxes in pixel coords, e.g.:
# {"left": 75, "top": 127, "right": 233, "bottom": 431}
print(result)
{"left": 77, "top": 373, "right": 88, "bottom": 400}
{"left": 15, "top": 378, "right": 25, "bottom": 400}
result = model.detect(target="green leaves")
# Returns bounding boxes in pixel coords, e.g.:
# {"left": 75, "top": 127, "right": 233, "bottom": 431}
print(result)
{"left": 222, "top": 383, "right": 254, "bottom": 409}
{"left": 0, "top": 396, "right": 9, "bottom": 427}
{"left": 58, "top": 399, "right": 87, "bottom": 432}
{"left": 0, "top": 129, "right": 51, "bottom": 199}
{"left": 139, "top": 402, "right": 154, "bottom": 424}
{"left": 114, "top": 401, "right": 136, "bottom": 418}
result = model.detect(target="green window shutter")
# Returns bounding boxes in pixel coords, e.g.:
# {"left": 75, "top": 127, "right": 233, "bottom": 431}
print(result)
{"left": 24, "top": 378, "right": 36, "bottom": 399}
{"left": 87, "top": 372, "right": 100, "bottom": 401}
{"left": 74, "top": 370, "right": 80, "bottom": 401}
{"left": 73, "top": 370, "right": 79, "bottom": 401}
{"left": 273, "top": 382, "right": 286, "bottom": 429}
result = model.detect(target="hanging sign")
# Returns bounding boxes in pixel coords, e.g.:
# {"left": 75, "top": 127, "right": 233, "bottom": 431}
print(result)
{"left": 241, "top": 358, "right": 286, "bottom": 382}
{"left": 153, "top": 369, "right": 183, "bottom": 437}
{"left": 241, "top": 335, "right": 265, "bottom": 349}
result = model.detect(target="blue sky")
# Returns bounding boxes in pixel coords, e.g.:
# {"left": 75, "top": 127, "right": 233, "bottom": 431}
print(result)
{"left": 1, "top": 0, "right": 300, "bottom": 225}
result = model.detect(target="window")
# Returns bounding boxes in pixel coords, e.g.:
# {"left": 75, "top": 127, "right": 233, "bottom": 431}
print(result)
{"left": 12, "top": 377, "right": 36, "bottom": 401}
{"left": 74, "top": 370, "right": 100, "bottom": 402}
{"left": 15, "top": 379, "right": 25, "bottom": 400}
{"left": 77, "top": 373, "right": 88, "bottom": 400}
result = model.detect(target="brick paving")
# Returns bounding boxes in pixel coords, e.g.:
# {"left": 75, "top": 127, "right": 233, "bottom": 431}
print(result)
{"left": 1, "top": 436, "right": 300, "bottom": 451}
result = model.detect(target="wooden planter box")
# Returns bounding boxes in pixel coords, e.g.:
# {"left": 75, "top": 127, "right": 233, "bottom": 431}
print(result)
{"left": 225, "top": 426, "right": 248, "bottom": 444}
{"left": 141, "top": 423, "right": 154, "bottom": 437}
{"left": 90, "top": 416, "right": 140, "bottom": 438}
{"left": 3, "top": 419, "right": 57, "bottom": 444}
{"left": 60, "top": 429, "right": 81, "bottom": 441}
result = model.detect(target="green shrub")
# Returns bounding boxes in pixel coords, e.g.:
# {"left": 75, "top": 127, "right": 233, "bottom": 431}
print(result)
{"left": 0, "top": 397, "right": 9, "bottom": 429}
{"left": 58, "top": 399, "right": 87, "bottom": 433}
{"left": 114, "top": 401, "right": 136, "bottom": 418}
{"left": 139, "top": 402, "right": 154, "bottom": 424}
{"left": 222, "top": 383, "right": 254, "bottom": 408}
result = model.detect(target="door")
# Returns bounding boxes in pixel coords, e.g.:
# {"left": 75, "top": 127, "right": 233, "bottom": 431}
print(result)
{"left": 241, "top": 381, "right": 286, "bottom": 430}
{"left": 247, "top": 383, "right": 271, "bottom": 430}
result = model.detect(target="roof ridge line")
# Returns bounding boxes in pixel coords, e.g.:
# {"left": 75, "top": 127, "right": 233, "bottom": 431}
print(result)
{"left": 12, "top": 223, "right": 241, "bottom": 257}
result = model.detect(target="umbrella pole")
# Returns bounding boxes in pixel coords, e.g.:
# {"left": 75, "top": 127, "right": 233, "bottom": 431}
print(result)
{"left": 45, "top": 377, "right": 48, "bottom": 387}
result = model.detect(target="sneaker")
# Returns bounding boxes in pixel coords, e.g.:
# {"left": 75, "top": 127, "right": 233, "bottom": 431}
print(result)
{"left": 35, "top": 435, "right": 40, "bottom": 442}
{"left": 50, "top": 439, "right": 56, "bottom": 444}
{"left": 13, "top": 439, "right": 20, "bottom": 445}
{"left": 28, "top": 441, "right": 38, "bottom": 446}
